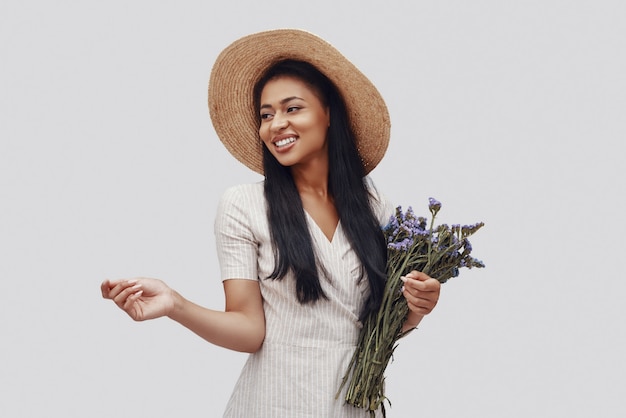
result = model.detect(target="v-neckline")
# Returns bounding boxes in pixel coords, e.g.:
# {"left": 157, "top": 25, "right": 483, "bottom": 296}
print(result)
{"left": 304, "top": 210, "right": 340, "bottom": 244}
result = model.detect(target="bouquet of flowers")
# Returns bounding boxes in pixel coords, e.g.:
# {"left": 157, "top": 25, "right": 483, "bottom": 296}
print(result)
{"left": 337, "top": 198, "right": 485, "bottom": 417}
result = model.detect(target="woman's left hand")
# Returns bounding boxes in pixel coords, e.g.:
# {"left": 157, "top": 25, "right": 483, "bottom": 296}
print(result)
{"left": 401, "top": 270, "right": 441, "bottom": 320}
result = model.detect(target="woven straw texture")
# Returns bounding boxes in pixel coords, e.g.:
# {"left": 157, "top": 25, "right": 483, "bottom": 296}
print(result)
{"left": 208, "top": 29, "right": 390, "bottom": 174}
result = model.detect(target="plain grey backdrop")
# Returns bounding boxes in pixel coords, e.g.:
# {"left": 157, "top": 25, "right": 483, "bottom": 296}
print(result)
{"left": 1, "top": 0, "right": 624, "bottom": 417}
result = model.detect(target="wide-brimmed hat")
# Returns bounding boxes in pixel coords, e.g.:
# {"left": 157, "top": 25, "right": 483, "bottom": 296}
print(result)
{"left": 208, "top": 29, "right": 390, "bottom": 175}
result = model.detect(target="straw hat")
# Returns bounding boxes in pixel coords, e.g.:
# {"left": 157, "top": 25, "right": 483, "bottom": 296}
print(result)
{"left": 208, "top": 29, "right": 390, "bottom": 175}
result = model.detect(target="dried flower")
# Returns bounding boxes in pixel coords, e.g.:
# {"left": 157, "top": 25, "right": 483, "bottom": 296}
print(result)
{"left": 337, "top": 198, "right": 485, "bottom": 417}
{"left": 428, "top": 197, "right": 442, "bottom": 216}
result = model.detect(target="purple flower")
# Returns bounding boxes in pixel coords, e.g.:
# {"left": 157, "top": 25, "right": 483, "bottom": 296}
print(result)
{"left": 341, "top": 198, "right": 485, "bottom": 412}
{"left": 428, "top": 197, "right": 442, "bottom": 216}
{"left": 461, "top": 222, "right": 484, "bottom": 236}
{"left": 388, "top": 237, "right": 414, "bottom": 251}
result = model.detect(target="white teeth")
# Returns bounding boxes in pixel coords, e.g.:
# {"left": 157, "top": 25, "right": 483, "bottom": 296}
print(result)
{"left": 275, "top": 137, "right": 296, "bottom": 147}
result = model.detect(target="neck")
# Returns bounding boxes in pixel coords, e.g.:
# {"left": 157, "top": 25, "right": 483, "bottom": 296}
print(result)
{"left": 290, "top": 158, "right": 330, "bottom": 198}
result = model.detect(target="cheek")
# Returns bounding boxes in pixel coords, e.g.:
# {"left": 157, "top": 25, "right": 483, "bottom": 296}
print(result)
{"left": 258, "top": 124, "right": 269, "bottom": 143}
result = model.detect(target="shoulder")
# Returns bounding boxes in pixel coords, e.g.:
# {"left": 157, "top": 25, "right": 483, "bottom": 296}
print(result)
{"left": 215, "top": 182, "right": 267, "bottom": 229}
{"left": 219, "top": 182, "right": 264, "bottom": 202}
{"left": 217, "top": 182, "right": 265, "bottom": 212}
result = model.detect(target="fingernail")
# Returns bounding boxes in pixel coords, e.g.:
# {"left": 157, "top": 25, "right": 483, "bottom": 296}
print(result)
{"left": 131, "top": 283, "right": 142, "bottom": 290}
{"left": 127, "top": 279, "right": 138, "bottom": 285}
{"left": 400, "top": 276, "right": 408, "bottom": 283}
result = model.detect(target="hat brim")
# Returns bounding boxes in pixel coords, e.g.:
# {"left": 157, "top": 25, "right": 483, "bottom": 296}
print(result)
{"left": 208, "top": 29, "right": 390, "bottom": 175}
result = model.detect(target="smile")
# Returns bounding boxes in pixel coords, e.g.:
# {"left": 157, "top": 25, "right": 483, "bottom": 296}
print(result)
{"left": 275, "top": 136, "right": 297, "bottom": 148}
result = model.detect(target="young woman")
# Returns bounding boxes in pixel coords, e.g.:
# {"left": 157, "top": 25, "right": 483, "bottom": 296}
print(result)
{"left": 101, "top": 29, "right": 441, "bottom": 417}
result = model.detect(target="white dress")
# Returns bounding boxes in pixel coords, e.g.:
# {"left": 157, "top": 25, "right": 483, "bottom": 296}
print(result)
{"left": 214, "top": 180, "right": 393, "bottom": 418}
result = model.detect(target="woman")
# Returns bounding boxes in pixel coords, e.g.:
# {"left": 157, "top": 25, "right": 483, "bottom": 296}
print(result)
{"left": 101, "top": 29, "right": 441, "bottom": 417}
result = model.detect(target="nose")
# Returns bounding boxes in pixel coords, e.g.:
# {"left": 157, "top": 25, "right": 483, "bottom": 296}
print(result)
{"left": 270, "top": 112, "right": 288, "bottom": 132}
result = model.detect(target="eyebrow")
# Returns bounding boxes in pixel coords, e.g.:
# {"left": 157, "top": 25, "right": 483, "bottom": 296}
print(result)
{"left": 259, "top": 96, "right": 304, "bottom": 110}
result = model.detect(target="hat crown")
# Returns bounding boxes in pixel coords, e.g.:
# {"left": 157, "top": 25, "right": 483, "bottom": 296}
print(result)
{"left": 208, "top": 29, "right": 390, "bottom": 174}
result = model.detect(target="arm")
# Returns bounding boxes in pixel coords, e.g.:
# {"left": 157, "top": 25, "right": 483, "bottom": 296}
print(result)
{"left": 169, "top": 279, "right": 265, "bottom": 353}
{"left": 101, "top": 186, "right": 268, "bottom": 351}
{"left": 101, "top": 277, "right": 265, "bottom": 353}
{"left": 399, "top": 270, "right": 441, "bottom": 334}
{"left": 363, "top": 181, "right": 441, "bottom": 333}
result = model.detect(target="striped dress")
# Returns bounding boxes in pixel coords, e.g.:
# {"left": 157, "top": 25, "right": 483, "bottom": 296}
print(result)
{"left": 215, "top": 180, "right": 393, "bottom": 418}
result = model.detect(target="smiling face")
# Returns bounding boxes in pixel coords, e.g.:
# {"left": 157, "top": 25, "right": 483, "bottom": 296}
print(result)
{"left": 258, "top": 76, "right": 330, "bottom": 171}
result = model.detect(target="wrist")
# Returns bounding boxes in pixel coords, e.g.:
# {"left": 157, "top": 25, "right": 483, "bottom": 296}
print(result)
{"left": 403, "top": 312, "right": 424, "bottom": 330}
{"left": 167, "top": 289, "right": 185, "bottom": 320}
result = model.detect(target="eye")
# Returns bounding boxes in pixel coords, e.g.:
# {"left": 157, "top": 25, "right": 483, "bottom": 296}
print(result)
{"left": 286, "top": 106, "right": 300, "bottom": 113}
{"left": 260, "top": 112, "right": 274, "bottom": 121}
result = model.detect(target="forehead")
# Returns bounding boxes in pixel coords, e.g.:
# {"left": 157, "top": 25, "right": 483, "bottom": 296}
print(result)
{"left": 259, "top": 75, "right": 324, "bottom": 104}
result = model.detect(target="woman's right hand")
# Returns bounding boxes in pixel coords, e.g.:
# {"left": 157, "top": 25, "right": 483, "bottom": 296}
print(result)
{"left": 101, "top": 278, "right": 176, "bottom": 321}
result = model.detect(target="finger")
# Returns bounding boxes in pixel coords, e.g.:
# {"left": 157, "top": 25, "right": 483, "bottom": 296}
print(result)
{"left": 404, "top": 286, "right": 438, "bottom": 313}
{"left": 401, "top": 286, "right": 419, "bottom": 305}
{"left": 403, "top": 287, "right": 437, "bottom": 306}
{"left": 414, "top": 277, "right": 441, "bottom": 292}
{"left": 402, "top": 278, "right": 439, "bottom": 302}
{"left": 123, "top": 289, "right": 143, "bottom": 312}
{"left": 403, "top": 272, "right": 433, "bottom": 291}
{"left": 100, "top": 278, "right": 129, "bottom": 297}
{"left": 401, "top": 275, "right": 429, "bottom": 292}
{"left": 112, "top": 283, "right": 142, "bottom": 307}
{"left": 403, "top": 290, "right": 432, "bottom": 314}
{"left": 405, "top": 271, "right": 431, "bottom": 281}
{"left": 402, "top": 275, "right": 441, "bottom": 293}
{"left": 423, "top": 278, "right": 441, "bottom": 292}
{"left": 107, "top": 279, "right": 139, "bottom": 299}
{"left": 400, "top": 276, "right": 421, "bottom": 298}
{"left": 101, "top": 280, "right": 112, "bottom": 299}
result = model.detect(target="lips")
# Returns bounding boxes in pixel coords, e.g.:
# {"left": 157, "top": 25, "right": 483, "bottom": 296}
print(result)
{"left": 272, "top": 135, "right": 298, "bottom": 149}
{"left": 275, "top": 136, "right": 296, "bottom": 147}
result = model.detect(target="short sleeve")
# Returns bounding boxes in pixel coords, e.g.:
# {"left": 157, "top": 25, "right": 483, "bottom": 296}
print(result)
{"left": 214, "top": 186, "right": 259, "bottom": 281}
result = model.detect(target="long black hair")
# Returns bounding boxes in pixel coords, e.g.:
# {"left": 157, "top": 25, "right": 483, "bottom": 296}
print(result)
{"left": 253, "top": 59, "right": 387, "bottom": 320}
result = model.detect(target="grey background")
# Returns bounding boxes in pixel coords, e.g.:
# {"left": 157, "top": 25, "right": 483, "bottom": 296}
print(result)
{"left": 1, "top": 0, "right": 624, "bottom": 417}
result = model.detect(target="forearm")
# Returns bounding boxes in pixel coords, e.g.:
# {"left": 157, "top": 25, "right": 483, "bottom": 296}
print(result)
{"left": 167, "top": 290, "right": 265, "bottom": 353}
